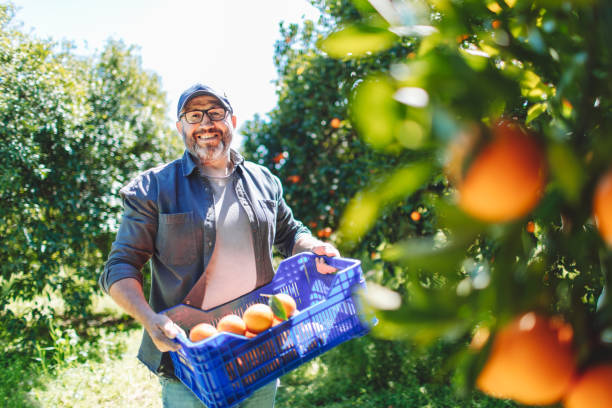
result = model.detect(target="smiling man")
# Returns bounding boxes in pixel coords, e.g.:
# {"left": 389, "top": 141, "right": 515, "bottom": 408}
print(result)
{"left": 99, "top": 84, "right": 339, "bottom": 408}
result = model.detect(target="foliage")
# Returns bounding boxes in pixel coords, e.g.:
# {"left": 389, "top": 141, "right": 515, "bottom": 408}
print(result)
{"left": 314, "top": 0, "right": 612, "bottom": 403}
{"left": 0, "top": 2, "right": 178, "bottom": 359}
{"left": 243, "top": 0, "right": 612, "bottom": 405}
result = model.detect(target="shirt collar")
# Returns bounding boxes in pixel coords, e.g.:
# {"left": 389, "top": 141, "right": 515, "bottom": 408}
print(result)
{"left": 181, "top": 148, "right": 245, "bottom": 177}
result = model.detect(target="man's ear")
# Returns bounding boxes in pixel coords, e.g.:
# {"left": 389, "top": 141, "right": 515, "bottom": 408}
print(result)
{"left": 231, "top": 115, "right": 237, "bottom": 128}
{"left": 176, "top": 120, "right": 183, "bottom": 134}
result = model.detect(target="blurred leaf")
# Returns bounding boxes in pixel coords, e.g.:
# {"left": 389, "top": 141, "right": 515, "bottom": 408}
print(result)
{"left": 339, "top": 191, "right": 380, "bottom": 242}
{"left": 547, "top": 142, "right": 586, "bottom": 204}
{"left": 396, "top": 119, "right": 426, "bottom": 148}
{"left": 459, "top": 47, "right": 490, "bottom": 71}
{"left": 526, "top": 102, "right": 547, "bottom": 124}
{"left": 383, "top": 236, "right": 467, "bottom": 273}
{"left": 423, "top": 194, "right": 487, "bottom": 240}
{"left": 377, "top": 162, "right": 432, "bottom": 203}
{"left": 319, "top": 24, "right": 397, "bottom": 58}
{"left": 350, "top": 74, "right": 399, "bottom": 149}
{"left": 340, "top": 162, "right": 431, "bottom": 242}
{"left": 369, "top": 292, "right": 471, "bottom": 344}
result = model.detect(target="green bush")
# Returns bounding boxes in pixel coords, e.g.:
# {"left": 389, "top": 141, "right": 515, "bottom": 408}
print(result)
{"left": 0, "top": 3, "right": 178, "bottom": 358}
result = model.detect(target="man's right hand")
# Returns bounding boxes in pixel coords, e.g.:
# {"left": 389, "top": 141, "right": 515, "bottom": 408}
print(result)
{"left": 144, "top": 313, "right": 184, "bottom": 352}
{"left": 108, "top": 278, "right": 185, "bottom": 352}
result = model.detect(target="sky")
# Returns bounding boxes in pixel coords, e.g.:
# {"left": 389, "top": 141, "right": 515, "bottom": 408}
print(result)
{"left": 11, "top": 0, "right": 320, "bottom": 146}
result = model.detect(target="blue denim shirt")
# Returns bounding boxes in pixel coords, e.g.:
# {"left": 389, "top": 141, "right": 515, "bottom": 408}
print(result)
{"left": 99, "top": 149, "right": 310, "bottom": 374}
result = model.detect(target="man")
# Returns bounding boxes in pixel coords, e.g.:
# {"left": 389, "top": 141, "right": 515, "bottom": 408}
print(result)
{"left": 99, "top": 83, "right": 339, "bottom": 408}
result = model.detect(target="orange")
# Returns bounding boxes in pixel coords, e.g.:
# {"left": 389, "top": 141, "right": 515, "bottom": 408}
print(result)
{"left": 189, "top": 322, "right": 218, "bottom": 342}
{"left": 322, "top": 227, "right": 332, "bottom": 238}
{"left": 410, "top": 211, "right": 421, "bottom": 222}
{"left": 330, "top": 118, "right": 341, "bottom": 128}
{"left": 273, "top": 293, "right": 297, "bottom": 320}
{"left": 245, "top": 331, "right": 257, "bottom": 339}
{"left": 243, "top": 304, "right": 274, "bottom": 334}
{"left": 564, "top": 364, "right": 612, "bottom": 408}
{"left": 593, "top": 168, "right": 612, "bottom": 247}
{"left": 457, "top": 119, "right": 547, "bottom": 222}
{"left": 287, "top": 175, "right": 301, "bottom": 183}
{"left": 476, "top": 312, "right": 576, "bottom": 405}
{"left": 217, "top": 314, "right": 246, "bottom": 335}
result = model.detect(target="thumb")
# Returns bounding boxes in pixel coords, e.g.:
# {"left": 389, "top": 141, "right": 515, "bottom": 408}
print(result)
{"left": 312, "top": 244, "right": 340, "bottom": 257}
{"left": 161, "top": 319, "right": 179, "bottom": 339}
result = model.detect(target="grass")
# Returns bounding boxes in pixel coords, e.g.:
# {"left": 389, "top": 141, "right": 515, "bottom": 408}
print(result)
{"left": 2, "top": 326, "right": 519, "bottom": 408}
{"left": 1, "top": 293, "right": 163, "bottom": 408}
{"left": 27, "top": 328, "right": 161, "bottom": 408}
{"left": 1, "top": 293, "right": 517, "bottom": 407}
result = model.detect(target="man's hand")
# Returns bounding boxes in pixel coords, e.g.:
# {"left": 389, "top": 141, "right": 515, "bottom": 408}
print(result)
{"left": 143, "top": 313, "right": 184, "bottom": 353}
{"left": 312, "top": 243, "right": 340, "bottom": 274}
{"left": 109, "top": 278, "right": 185, "bottom": 353}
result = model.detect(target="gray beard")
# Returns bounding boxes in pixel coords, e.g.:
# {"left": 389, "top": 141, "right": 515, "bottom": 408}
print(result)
{"left": 183, "top": 128, "right": 229, "bottom": 166}
{"left": 189, "top": 140, "right": 226, "bottom": 164}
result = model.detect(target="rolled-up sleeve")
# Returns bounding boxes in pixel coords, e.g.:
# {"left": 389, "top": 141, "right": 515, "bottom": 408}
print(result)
{"left": 272, "top": 175, "right": 310, "bottom": 258}
{"left": 99, "top": 174, "right": 158, "bottom": 293}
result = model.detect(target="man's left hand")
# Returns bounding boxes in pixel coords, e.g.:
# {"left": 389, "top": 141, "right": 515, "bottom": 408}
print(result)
{"left": 312, "top": 243, "right": 340, "bottom": 274}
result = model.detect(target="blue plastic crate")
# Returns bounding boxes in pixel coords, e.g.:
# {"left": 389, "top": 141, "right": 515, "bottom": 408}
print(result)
{"left": 162, "top": 253, "right": 375, "bottom": 408}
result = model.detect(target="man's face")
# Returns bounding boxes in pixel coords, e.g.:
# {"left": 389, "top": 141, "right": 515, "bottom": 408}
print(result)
{"left": 176, "top": 95, "right": 236, "bottom": 167}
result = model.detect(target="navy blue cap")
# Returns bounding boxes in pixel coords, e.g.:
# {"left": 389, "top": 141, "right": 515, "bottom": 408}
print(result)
{"left": 176, "top": 84, "right": 233, "bottom": 119}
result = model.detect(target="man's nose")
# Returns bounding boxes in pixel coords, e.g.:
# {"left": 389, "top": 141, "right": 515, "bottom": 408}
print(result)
{"left": 198, "top": 114, "right": 214, "bottom": 127}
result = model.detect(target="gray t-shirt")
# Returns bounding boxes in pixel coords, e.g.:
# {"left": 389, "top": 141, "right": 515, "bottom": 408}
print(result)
{"left": 197, "top": 172, "right": 257, "bottom": 309}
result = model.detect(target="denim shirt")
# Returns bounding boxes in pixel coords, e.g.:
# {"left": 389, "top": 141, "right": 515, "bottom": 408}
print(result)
{"left": 99, "top": 149, "right": 310, "bottom": 375}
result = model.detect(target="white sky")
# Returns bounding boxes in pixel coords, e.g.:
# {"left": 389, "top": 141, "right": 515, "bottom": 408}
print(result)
{"left": 11, "top": 0, "right": 320, "bottom": 147}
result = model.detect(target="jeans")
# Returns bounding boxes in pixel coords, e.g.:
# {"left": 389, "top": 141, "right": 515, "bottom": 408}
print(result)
{"left": 159, "top": 377, "right": 278, "bottom": 408}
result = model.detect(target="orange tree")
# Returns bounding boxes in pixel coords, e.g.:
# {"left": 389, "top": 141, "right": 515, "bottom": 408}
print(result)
{"left": 243, "top": 0, "right": 612, "bottom": 406}
{"left": 315, "top": 0, "right": 611, "bottom": 406}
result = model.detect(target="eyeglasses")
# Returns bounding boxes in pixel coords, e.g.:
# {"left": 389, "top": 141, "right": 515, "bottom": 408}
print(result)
{"left": 180, "top": 107, "right": 228, "bottom": 124}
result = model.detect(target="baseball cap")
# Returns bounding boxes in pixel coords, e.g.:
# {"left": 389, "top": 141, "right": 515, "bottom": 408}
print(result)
{"left": 176, "top": 84, "right": 233, "bottom": 119}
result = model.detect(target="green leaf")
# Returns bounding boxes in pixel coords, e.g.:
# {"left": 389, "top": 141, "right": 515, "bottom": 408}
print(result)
{"left": 350, "top": 75, "right": 399, "bottom": 149}
{"left": 526, "top": 102, "right": 547, "bottom": 124}
{"left": 319, "top": 24, "right": 397, "bottom": 58}
{"left": 383, "top": 236, "right": 467, "bottom": 272}
{"left": 269, "top": 295, "right": 287, "bottom": 321}
{"left": 339, "top": 191, "right": 379, "bottom": 243}
{"left": 376, "top": 162, "right": 432, "bottom": 204}
{"left": 339, "top": 162, "right": 431, "bottom": 242}
{"left": 547, "top": 142, "right": 586, "bottom": 204}
{"left": 372, "top": 304, "right": 470, "bottom": 344}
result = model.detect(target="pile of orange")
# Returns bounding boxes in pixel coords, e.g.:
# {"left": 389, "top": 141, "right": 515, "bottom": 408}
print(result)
{"left": 188, "top": 293, "right": 297, "bottom": 343}
{"left": 475, "top": 311, "right": 612, "bottom": 407}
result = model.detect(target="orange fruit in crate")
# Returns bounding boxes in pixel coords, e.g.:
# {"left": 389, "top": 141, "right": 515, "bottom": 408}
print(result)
{"left": 273, "top": 293, "right": 297, "bottom": 320}
{"left": 454, "top": 119, "right": 547, "bottom": 223}
{"left": 245, "top": 331, "right": 257, "bottom": 339}
{"left": 189, "top": 322, "right": 218, "bottom": 342}
{"left": 243, "top": 303, "right": 274, "bottom": 334}
{"left": 217, "top": 314, "right": 246, "bottom": 335}
{"left": 564, "top": 364, "right": 612, "bottom": 408}
{"left": 593, "top": 168, "right": 612, "bottom": 247}
{"left": 476, "top": 312, "right": 575, "bottom": 406}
